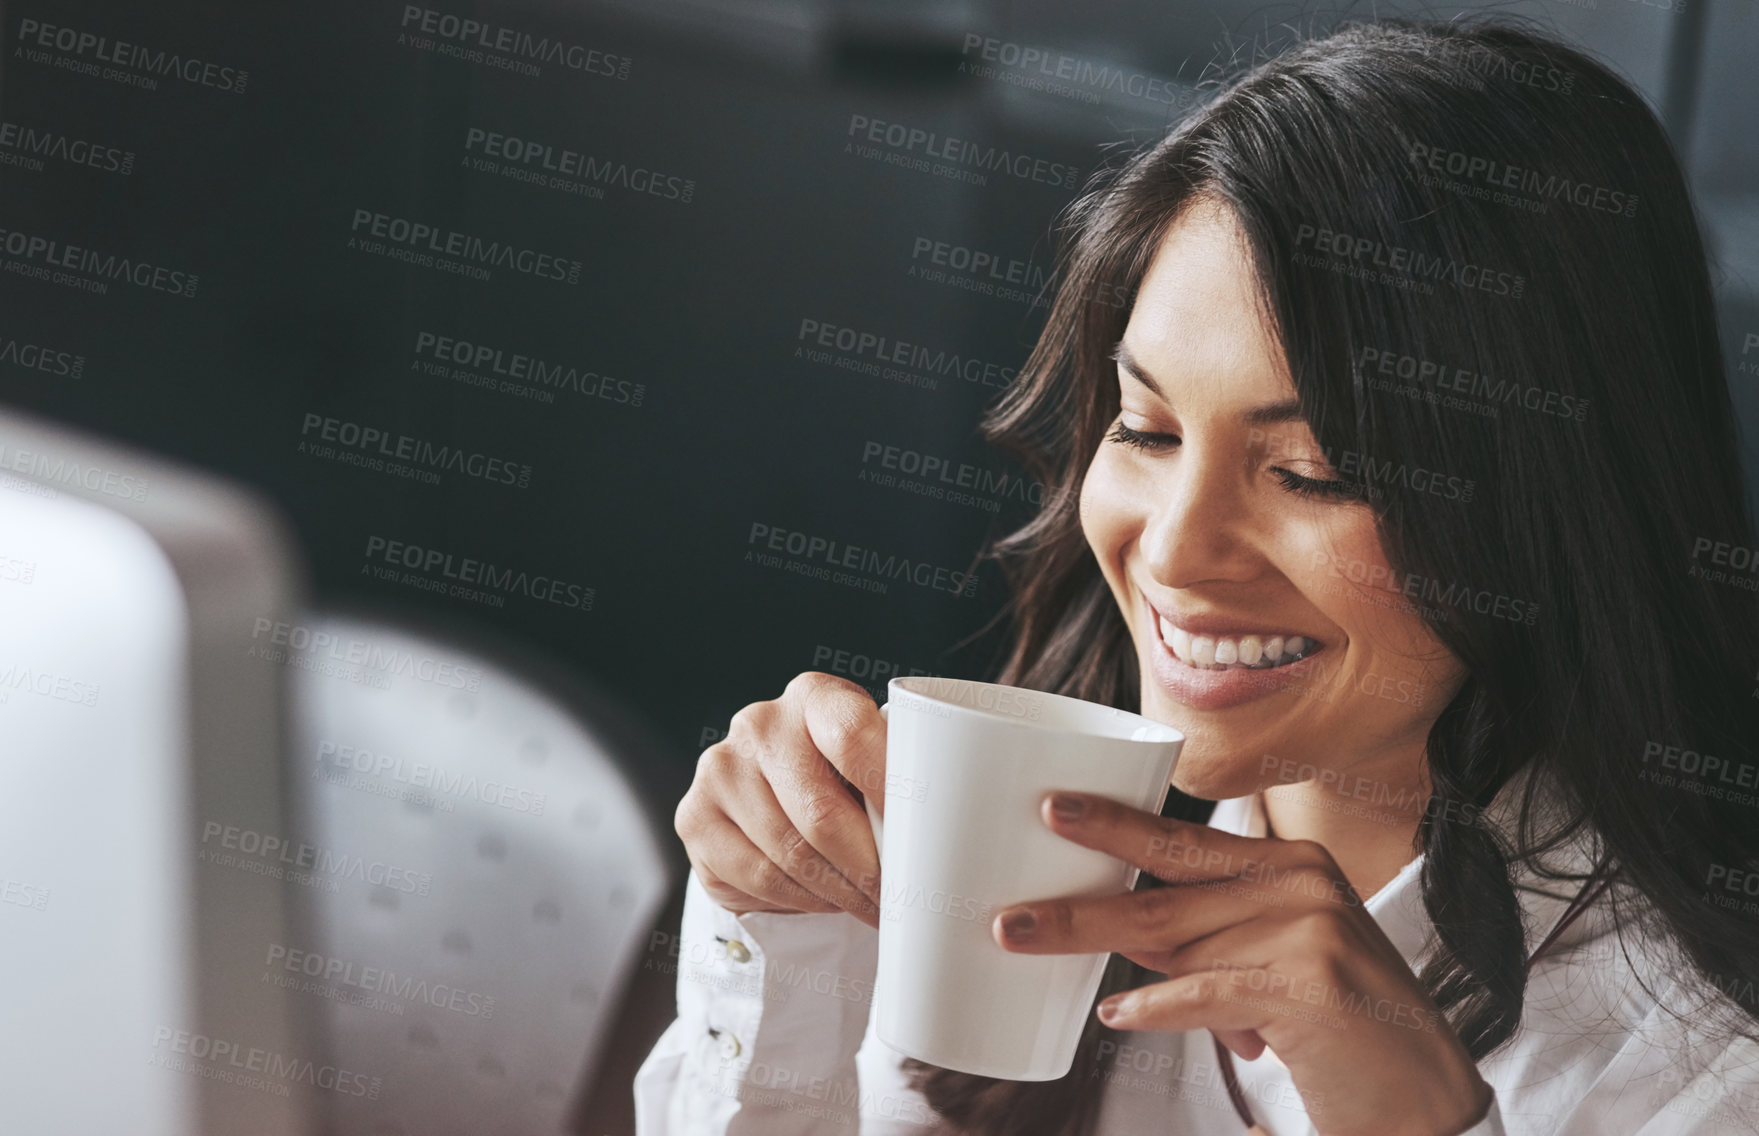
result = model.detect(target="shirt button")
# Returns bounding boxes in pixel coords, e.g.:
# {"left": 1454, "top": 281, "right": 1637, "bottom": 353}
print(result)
{"left": 723, "top": 938, "right": 751, "bottom": 963}
{"left": 718, "top": 1031, "right": 742, "bottom": 1059}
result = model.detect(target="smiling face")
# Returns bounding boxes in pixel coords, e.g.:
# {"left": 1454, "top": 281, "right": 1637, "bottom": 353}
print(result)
{"left": 1079, "top": 196, "right": 1466, "bottom": 802}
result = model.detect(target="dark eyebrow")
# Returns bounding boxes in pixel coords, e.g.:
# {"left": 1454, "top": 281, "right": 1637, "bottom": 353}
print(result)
{"left": 1110, "top": 340, "right": 1167, "bottom": 401}
{"left": 1110, "top": 339, "right": 1305, "bottom": 426}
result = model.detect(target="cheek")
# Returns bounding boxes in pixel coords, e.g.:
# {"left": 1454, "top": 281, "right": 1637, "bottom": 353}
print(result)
{"left": 1296, "top": 525, "right": 1463, "bottom": 715}
{"left": 1079, "top": 450, "right": 1136, "bottom": 576}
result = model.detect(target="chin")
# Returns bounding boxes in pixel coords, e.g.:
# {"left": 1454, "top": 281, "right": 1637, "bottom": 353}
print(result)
{"left": 1132, "top": 692, "right": 1259, "bottom": 801}
{"left": 1167, "top": 738, "right": 1263, "bottom": 803}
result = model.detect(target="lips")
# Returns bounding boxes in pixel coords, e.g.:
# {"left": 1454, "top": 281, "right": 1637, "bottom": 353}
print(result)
{"left": 1140, "top": 591, "right": 1331, "bottom": 711}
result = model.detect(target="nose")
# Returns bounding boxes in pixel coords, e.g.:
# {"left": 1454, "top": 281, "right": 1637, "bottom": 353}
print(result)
{"left": 1137, "top": 441, "right": 1257, "bottom": 590}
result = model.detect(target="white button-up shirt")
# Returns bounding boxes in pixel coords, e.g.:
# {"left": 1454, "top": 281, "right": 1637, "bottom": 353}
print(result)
{"left": 634, "top": 782, "right": 1759, "bottom": 1134}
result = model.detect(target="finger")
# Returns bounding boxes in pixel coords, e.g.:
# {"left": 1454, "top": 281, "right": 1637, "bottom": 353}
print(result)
{"left": 993, "top": 875, "right": 1271, "bottom": 957}
{"left": 1158, "top": 903, "right": 1411, "bottom": 993}
{"left": 1127, "top": 914, "right": 1429, "bottom": 1040}
{"left": 1035, "top": 791, "right": 1351, "bottom": 900}
{"left": 791, "top": 672, "right": 889, "bottom": 821}
{"left": 1094, "top": 916, "right": 1293, "bottom": 1038}
{"left": 693, "top": 857, "right": 799, "bottom": 917}
{"left": 1147, "top": 924, "right": 1279, "bottom": 1061}
{"left": 764, "top": 674, "right": 885, "bottom": 893}
{"left": 722, "top": 769, "right": 883, "bottom": 927}
{"left": 1093, "top": 969, "right": 1291, "bottom": 1036}
{"left": 1099, "top": 964, "right": 1367, "bottom": 1041}
{"left": 690, "top": 809, "right": 854, "bottom": 922}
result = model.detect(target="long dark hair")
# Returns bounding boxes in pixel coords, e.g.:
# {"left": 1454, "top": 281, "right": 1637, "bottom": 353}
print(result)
{"left": 911, "top": 16, "right": 1759, "bottom": 1135}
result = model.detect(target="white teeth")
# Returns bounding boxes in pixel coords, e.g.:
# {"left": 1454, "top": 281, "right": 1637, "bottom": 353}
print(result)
{"left": 1156, "top": 615, "right": 1317, "bottom": 672}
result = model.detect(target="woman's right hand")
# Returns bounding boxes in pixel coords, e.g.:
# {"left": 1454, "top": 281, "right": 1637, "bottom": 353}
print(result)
{"left": 674, "top": 672, "right": 887, "bottom": 929}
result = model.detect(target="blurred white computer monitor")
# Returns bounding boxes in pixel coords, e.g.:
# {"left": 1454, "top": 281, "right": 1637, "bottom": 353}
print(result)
{"left": 0, "top": 405, "right": 315, "bottom": 1136}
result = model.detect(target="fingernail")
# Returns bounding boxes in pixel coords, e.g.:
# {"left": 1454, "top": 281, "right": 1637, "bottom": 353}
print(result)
{"left": 1050, "top": 792, "right": 1086, "bottom": 823}
{"left": 1098, "top": 994, "right": 1130, "bottom": 1022}
{"left": 1000, "top": 909, "right": 1036, "bottom": 941}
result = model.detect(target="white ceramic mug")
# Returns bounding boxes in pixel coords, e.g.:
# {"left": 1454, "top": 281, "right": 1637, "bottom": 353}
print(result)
{"left": 864, "top": 676, "right": 1184, "bottom": 1081}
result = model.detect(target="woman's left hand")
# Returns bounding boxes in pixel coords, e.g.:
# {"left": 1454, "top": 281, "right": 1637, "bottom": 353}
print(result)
{"left": 990, "top": 790, "right": 1493, "bottom": 1136}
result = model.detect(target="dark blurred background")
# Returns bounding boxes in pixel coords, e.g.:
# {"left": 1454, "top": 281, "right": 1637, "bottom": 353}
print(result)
{"left": 3, "top": 0, "right": 1755, "bottom": 773}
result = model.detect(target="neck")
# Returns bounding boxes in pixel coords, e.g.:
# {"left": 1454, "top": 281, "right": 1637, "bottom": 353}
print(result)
{"left": 1259, "top": 748, "right": 1430, "bottom": 902}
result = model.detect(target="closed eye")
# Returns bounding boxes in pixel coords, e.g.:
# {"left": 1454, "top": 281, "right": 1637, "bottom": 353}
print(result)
{"left": 1109, "top": 420, "right": 1367, "bottom": 503}
{"left": 1106, "top": 421, "right": 1178, "bottom": 451}
{"left": 1272, "top": 467, "right": 1369, "bottom": 502}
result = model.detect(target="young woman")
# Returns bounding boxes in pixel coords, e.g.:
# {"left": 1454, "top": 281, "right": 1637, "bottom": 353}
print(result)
{"left": 636, "top": 17, "right": 1759, "bottom": 1135}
